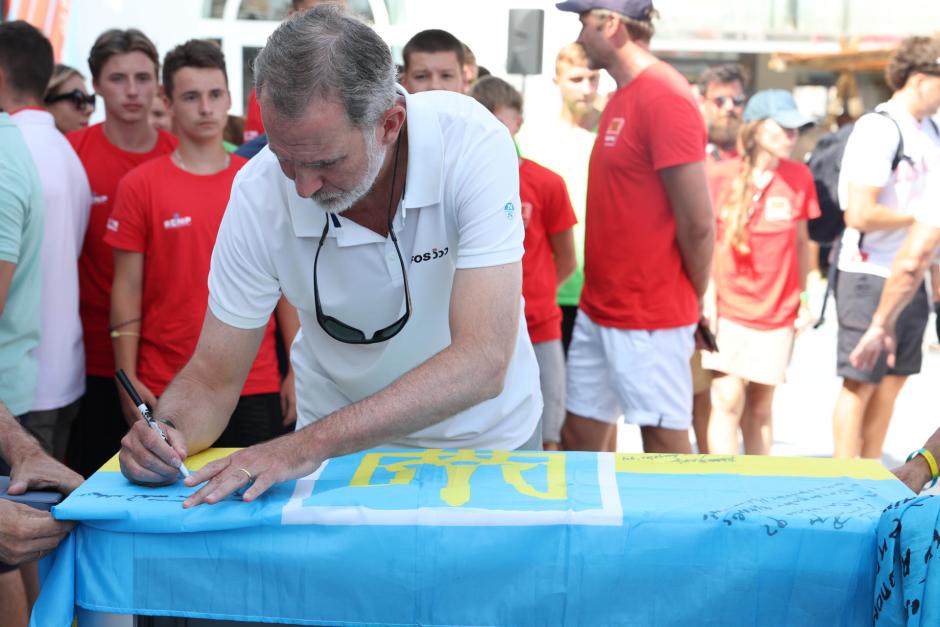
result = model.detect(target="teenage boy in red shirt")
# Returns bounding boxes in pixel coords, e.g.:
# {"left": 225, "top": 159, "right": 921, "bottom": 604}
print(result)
{"left": 105, "top": 40, "right": 296, "bottom": 449}
{"left": 66, "top": 29, "right": 178, "bottom": 477}
{"left": 557, "top": 0, "right": 715, "bottom": 454}
{"left": 470, "top": 76, "right": 577, "bottom": 451}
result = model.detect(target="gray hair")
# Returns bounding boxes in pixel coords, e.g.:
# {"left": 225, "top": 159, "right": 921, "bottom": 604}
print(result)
{"left": 254, "top": 4, "right": 397, "bottom": 127}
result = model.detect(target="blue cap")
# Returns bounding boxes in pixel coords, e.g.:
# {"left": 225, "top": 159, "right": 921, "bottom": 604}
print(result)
{"left": 556, "top": 0, "right": 652, "bottom": 20}
{"left": 743, "top": 90, "right": 814, "bottom": 129}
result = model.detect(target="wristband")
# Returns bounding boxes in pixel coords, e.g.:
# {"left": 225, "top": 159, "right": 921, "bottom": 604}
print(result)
{"left": 906, "top": 448, "right": 939, "bottom": 488}
{"left": 799, "top": 291, "right": 809, "bottom": 305}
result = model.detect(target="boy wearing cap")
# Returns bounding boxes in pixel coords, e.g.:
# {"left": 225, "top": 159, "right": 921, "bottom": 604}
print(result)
{"left": 833, "top": 37, "right": 940, "bottom": 460}
{"left": 556, "top": 0, "right": 715, "bottom": 453}
{"left": 703, "top": 90, "right": 819, "bottom": 455}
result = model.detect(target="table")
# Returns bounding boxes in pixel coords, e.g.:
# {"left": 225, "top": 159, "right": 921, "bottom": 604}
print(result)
{"left": 31, "top": 449, "right": 910, "bottom": 626}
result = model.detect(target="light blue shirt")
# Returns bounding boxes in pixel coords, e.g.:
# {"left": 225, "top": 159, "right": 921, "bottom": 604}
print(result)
{"left": 0, "top": 113, "right": 44, "bottom": 415}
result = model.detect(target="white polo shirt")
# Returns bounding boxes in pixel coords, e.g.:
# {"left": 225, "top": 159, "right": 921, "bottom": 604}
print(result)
{"left": 12, "top": 110, "right": 91, "bottom": 411}
{"left": 208, "top": 88, "right": 542, "bottom": 450}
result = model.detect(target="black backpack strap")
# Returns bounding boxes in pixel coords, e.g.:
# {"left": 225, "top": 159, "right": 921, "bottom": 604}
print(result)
{"left": 873, "top": 110, "right": 911, "bottom": 171}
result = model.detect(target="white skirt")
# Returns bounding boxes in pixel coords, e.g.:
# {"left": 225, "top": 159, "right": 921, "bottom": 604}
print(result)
{"left": 700, "top": 317, "right": 795, "bottom": 386}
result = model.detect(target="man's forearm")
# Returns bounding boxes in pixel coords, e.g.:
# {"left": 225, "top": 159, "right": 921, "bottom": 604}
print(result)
{"left": 155, "top": 369, "right": 243, "bottom": 454}
{"left": 871, "top": 222, "right": 940, "bottom": 328}
{"left": 845, "top": 204, "right": 915, "bottom": 233}
{"left": 676, "top": 227, "right": 713, "bottom": 300}
{"left": 298, "top": 331, "right": 515, "bottom": 463}
{"left": 0, "top": 404, "right": 41, "bottom": 466}
{"left": 660, "top": 162, "right": 715, "bottom": 302}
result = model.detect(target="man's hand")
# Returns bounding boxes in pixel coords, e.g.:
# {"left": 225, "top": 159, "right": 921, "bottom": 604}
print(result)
{"left": 0, "top": 500, "right": 74, "bottom": 565}
{"left": 119, "top": 419, "right": 188, "bottom": 486}
{"left": 182, "top": 431, "right": 322, "bottom": 507}
{"left": 280, "top": 370, "right": 297, "bottom": 427}
{"left": 849, "top": 322, "right": 896, "bottom": 371}
{"left": 892, "top": 458, "right": 932, "bottom": 494}
{"left": 118, "top": 374, "right": 157, "bottom": 427}
{"left": 8, "top": 450, "right": 83, "bottom": 497}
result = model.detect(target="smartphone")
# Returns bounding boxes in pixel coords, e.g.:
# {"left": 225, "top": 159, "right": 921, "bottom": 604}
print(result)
{"left": 0, "top": 476, "right": 64, "bottom": 512}
{"left": 696, "top": 321, "right": 719, "bottom": 353}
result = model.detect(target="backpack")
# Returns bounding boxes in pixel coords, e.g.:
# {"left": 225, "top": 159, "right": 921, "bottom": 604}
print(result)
{"left": 804, "top": 110, "right": 908, "bottom": 245}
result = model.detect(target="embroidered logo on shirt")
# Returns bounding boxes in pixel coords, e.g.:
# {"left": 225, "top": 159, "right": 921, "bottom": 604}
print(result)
{"left": 504, "top": 202, "right": 515, "bottom": 221}
{"left": 521, "top": 202, "right": 533, "bottom": 228}
{"left": 163, "top": 213, "right": 193, "bottom": 230}
{"left": 412, "top": 247, "right": 449, "bottom": 263}
{"left": 604, "top": 117, "right": 625, "bottom": 147}
{"left": 92, "top": 194, "right": 108, "bottom": 205}
{"left": 106, "top": 218, "right": 119, "bottom": 232}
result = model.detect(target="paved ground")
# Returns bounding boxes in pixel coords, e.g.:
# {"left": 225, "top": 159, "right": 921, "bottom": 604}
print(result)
{"left": 616, "top": 281, "right": 940, "bottom": 477}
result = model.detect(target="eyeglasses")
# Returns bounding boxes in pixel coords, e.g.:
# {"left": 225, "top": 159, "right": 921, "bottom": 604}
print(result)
{"left": 44, "top": 89, "right": 96, "bottom": 112}
{"left": 712, "top": 95, "right": 747, "bottom": 109}
{"left": 312, "top": 129, "right": 411, "bottom": 344}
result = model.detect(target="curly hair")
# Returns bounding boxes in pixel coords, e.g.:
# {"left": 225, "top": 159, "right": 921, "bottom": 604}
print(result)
{"left": 885, "top": 36, "right": 940, "bottom": 92}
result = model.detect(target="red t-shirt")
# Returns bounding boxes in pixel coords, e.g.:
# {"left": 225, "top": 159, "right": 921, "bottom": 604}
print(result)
{"left": 708, "top": 157, "right": 821, "bottom": 329}
{"left": 519, "top": 159, "right": 578, "bottom": 344}
{"left": 68, "top": 124, "right": 178, "bottom": 377}
{"left": 243, "top": 88, "right": 265, "bottom": 143}
{"left": 581, "top": 62, "right": 707, "bottom": 330}
{"left": 103, "top": 155, "right": 281, "bottom": 396}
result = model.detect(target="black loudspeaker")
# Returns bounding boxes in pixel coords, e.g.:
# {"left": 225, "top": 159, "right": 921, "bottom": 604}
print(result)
{"left": 506, "top": 9, "right": 544, "bottom": 75}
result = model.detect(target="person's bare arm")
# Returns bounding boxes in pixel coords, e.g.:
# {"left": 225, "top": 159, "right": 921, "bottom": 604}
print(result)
{"left": 660, "top": 161, "right": 715, "bottom": 304}
{"left": 893, "top": 426, "right": 940, "bottom": 493}
{"left": 0, "top": 261, "right": 16, "bottom": 317}
{"left": 182, "top": 261, "right": 523, "bottom": 506}
{"left": 111, "top": 249, "right": 154, "bottom": 424}
{"left": 118, "top": 312, "right": 267, "bottom": 485}
{"left": 0, "top": 403, "right": 78, "bottom": 565}
{"left": 850, "top": 221, "right": 940, "bottom": 370}
{"left": 275, "top": 295, "right": 300, "bottom": 426}
{"left": 843, "top": 184, "right": 915, "bottom": 232}
{"left": 549, "top": 229, "right": 577, "bottom": 287}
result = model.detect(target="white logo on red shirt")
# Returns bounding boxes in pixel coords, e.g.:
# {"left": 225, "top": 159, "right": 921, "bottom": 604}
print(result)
{"left": 163, "top": 213, "right": 193, "bottom": 230}
{"left": 604, "top": 117, "right": 625, "bottom": 147}
{"left": 106, "top": 218, "right": 119, "bottom": 232}
{"left": 92, "top": 194, "right": 108, "bottom": 205}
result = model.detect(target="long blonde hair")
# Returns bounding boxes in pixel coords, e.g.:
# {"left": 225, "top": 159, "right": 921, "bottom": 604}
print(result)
{"left": 720, "top": 119, "right": 765, "bottom": 255}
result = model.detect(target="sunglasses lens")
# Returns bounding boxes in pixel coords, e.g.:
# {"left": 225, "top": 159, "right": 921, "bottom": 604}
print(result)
{"left": 322, "top": 316, "right": 367, "bottom": 343}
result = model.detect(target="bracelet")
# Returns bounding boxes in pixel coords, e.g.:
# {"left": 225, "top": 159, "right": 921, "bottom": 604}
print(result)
{"left": 110, "top": 330, "right": 141, "bottom": 338}
{"left": 108, "top": 318, "right": 141, "bottom": 332}
{"left": 906, "top": 448, "right": 939, "bottom": 488}
{"left": 799, "top": 291, "right": 809, "bottom": 305}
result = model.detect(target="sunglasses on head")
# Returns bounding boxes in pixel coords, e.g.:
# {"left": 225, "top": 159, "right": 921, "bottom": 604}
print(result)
{"left": 712, "top": 95, "right": 746, "bottom": 108}
{"left": 44, "top": 89, "right": 96, "bottom": 112}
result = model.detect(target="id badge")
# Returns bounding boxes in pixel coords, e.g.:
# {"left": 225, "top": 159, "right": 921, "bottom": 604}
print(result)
{"left": 764, "top": 196, "right": 793, "bottom": 222}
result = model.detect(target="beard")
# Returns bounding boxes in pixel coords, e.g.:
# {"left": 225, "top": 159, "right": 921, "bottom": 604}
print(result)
{"left": 313, "top": 127, "right": 387, "bottom": 214}
{"left": 708, "top": 115, "right": 741, "bottom": 151}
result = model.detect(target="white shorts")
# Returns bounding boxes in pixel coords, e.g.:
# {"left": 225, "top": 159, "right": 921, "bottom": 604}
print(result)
{"left": 565, "top": 310, "right": 695, "bottom": 429}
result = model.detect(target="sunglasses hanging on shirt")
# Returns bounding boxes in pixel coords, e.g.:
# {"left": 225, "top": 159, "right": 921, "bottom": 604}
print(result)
{"left": 312, "top": 129, "right": 411, "bottom": 344}
{"left": 44, "top": 89, "right": 96, "bottom": 112}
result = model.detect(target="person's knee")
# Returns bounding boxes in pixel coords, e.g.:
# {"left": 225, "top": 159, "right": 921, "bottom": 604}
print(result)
{"left": 641, "top": 426, "right": 691, "bottom": 453}
{"left": 561, "top": 412, "right": 612, "bottom": 451}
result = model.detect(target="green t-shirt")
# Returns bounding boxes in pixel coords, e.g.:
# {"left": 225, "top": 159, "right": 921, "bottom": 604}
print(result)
{"left": 0, "top": 114, "right": 43, "bottom": 415}
{"left": 517, "top": 118, "right": 596, "bottom": 306}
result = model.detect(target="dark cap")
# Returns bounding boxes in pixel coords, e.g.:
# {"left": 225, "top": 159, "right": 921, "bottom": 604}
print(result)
{"left": 556, "top": 0, "right": 652, "bottom": 20}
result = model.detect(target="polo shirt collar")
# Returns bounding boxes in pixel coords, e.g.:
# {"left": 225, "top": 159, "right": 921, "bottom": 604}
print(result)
{"left": 285, "top": 84, "right": 444, "bottom": 239}
{"left": 400, "top": 86, "right": 444, "bottom": 211}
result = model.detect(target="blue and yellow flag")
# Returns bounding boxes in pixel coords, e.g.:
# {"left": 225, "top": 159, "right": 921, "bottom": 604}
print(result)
{"left": 32, "top": 450, "right": 909, "bottom": 626}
